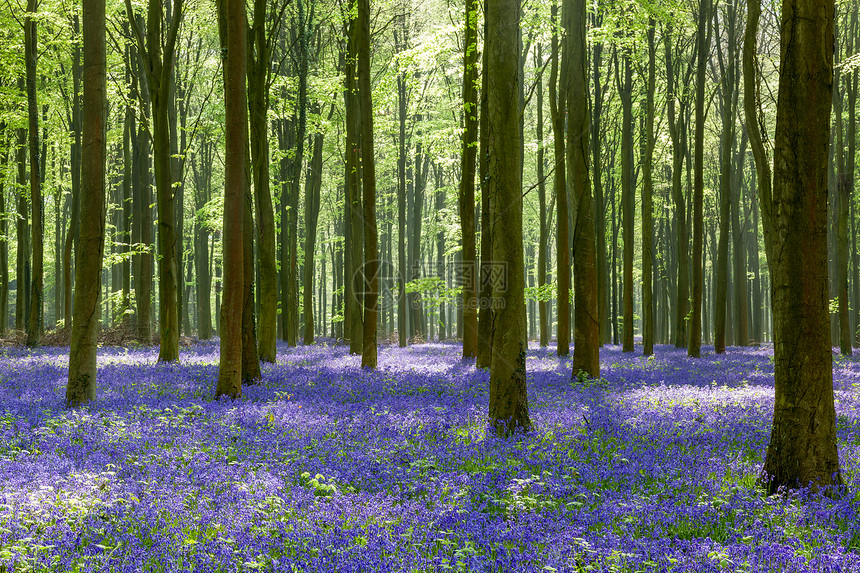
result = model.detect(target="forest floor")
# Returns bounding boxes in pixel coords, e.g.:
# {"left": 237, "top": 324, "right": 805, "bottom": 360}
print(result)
{"left": 1, "top": 340, "right": 859, "bottom": 572}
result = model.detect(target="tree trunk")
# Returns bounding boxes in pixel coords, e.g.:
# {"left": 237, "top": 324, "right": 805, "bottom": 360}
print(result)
{"left": 0, "top": 124, "right": 7, "bottom": 333}
{"left": 344, "top": 13, "right": 363, "bottom": 355}
{"left": 64, "top": 20, "right": 81, "bottom": 329}
{"left": 536, "top": 45, "right": 548, "bottom": 348}
{"left": 689, "top": 0, "right": 712, "bottom": 358}
{"left": 618, "top": 49, "right": 634, "bottom": 353}
{"left": 15, "top": 123, "right": 29, "bottom": 332}
{"left": 303, "top": 125, "right": 324, "bottom": 344}
{"left": 476, "top": 12, "right": 492, "bottom": 368}
{"left": 664, "top": 25, "right": 688, "bottom": 348}
{"left": 569, "top": 0, "right": 599, "bottom": 377}
{"left": 641, "top": 18, "right": 656, "bottom": 357}
{"left": 550, "top": 2, "right": 569, "bottom": 357}
{"left": 487, "top": 0, "right": 530, "bottom": 435}
{"left": 395, "top": 19, "right": 408, "bottom": 348}
{"left": 460, "top": 0, "right": 479, "bottom": 358}
{"left": 357, "top": 0, "right": 378, "bottom": 368}
{"left": 759, "top": 0, "right": 842, "bottom": 493}
{"left": 67, "top": 0, "right": 106, "bottom": 407}
{"left": 247, "top": 0, "right": 277, "bottom": 361}
{"left": 591, "top": 13, "right": 608, "bottom": 346}
{"left": 216, "top": 0, "right": 245, "bottom": 399}
{"left": 24, "top": 0, "right": 42, "bottom": 346}
{"left": 126, "top": 0, "right": 184, "bottom": 360}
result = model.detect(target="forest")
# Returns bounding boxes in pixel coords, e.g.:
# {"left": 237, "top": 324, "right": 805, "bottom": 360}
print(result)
{"left": 0, "top": 0, "right": 859, "bottom": 569}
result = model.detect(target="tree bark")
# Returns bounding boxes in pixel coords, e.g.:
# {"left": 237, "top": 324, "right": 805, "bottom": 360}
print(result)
{"left": 67, "top": 0, "right": 106, "bottom": 407}
{"left": 641, "top": 18, "right": 656, "bottom": 357}
{"left": 24, "top": 0, "right": 42, "bottom": 346}
{"left": 460, "top": 0, "right": 479, "bottom": 358}
{"left": 569, "top": 0, "right": 599, "bottom": 377}
{"left": 487, "top": 0, "right": 530, "bottom": 435}
{"left": 303, "top": 124, "right": 324, "bottom": 344}
{"left": 550, "top": 1, "right": 569, "bottom": 357}
{"left": 247, "top": 0, "right": 277, "bottom": 361}
{"left": 689, "top": 0, "right": 712, "bottom": 358}
{"left": 617, "top": 48, "right": 634, "bottom": 353}
{"left": 216, "top": 0, "right": 245, "bottom": 399}
{"left": 357, "top": 0, "right": 378, "bottom": 368}
{"left": 759, "top": 0, "right": 842, "bottom": 493}
{"left": 126, "top": 0, "right": 184, "bottom": 359}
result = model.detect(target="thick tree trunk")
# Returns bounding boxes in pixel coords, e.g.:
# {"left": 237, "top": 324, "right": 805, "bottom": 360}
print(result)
{"left": 760, "top": 0, "right": 842, "bottom": 493}
{"left": 569, "top": 0, "right": 599, "bottom": 377}
{"left": 487, "top": 0, "right": 530, "bottom": 435}
{"left": 67, "top": 0, "right": 106, "bottom": 407}
{"left": 216, "top": 0, "right": 245, "bottom": 399}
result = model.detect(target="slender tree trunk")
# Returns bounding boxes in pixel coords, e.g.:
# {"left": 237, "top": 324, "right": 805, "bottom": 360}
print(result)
{"left": 15, "top": 123, "right": 29, "bottom": 332}
{"left": 617, "top": 49, "right": 634, "bottom": 353}
{"left": 689, "top": 0, "right": 712, "bottom": 358}
{"left": 460, "top": 0, "right": 479, "bottom": 358}
{"left": 834, "top": 33, "right": 851, "bottom": 356}
{"left": 303, "top": 125, "right": 324, "bottom": 344}
{"left": 488, "top": 0, "right": 530, "bottom": 435}
{"left": 64, "top": 22, "right": 81, "bottom": 329}
{"left": 395, "top": 19, "right": 408, "bottom": 348}
{"left": 24, "top": 0, "right": 42, "bottom": 346}
{"left": 67, "top": 0, "right": 106, "bottom": 406}
{"left": 536, "top": 45, "right": 548, "bottom": 348}
{"left": 247, "top": 0, "right": 277, "bottom": 361}
{"left": 641, "top": 18, "right": 656, "bottom": 356}
{"left": 344, "top": 13, "right": 363, "bottom": 355}
{"left": 550, "top": 2, "right": 570, "bottom": 357}
{"left": 476, "top": 12, "right": 492, "bottom": 368}
{"left": 0, "top": 125, "right": 7, "bottom": 333}
{"left": 591, "top": 13, "right": 608, "bottom": 346}
{"left": 664, "top": 25, "right": 688, "bottom": 348}
{"left": 356, "top": 0, "right": 378, "bottom": 368}
{"left": 126, "top": 0, "right": 184, "bottom": 359}
{"left": 216, "top": 0, "right": 245, "bottom": 399}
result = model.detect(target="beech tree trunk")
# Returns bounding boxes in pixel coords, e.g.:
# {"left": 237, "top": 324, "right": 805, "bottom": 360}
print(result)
{"left": 550, "top": 2, "right": 569, "bottom": 357}
{"left": 67, "top": 0, "right": 106, "bottom": 407}
{"left": 759, "top": 0, "right": 842, "bottom": 493}
{"left": 247, "top": 0, "right": 277, "bottom": 361}
{"left": 216, "top": 0, "right": 245, "bottom": 399}
{"left": 357, "top": 0, "right": 378, "bottom": 368}
{"left": 487, "top": 0, "right": 530, "bottom": 435}
{"left": 569, "top": 0, "right": 599, "bottom": 377}
{"left": 641, "top": 18, "right": 656, "bottom": 357}
{"left": 689, "top": 0, "right": 712, "bottom": 358}
{"left": 459, "top": 0, "right": 479, "bottom": 358}
{"left": 24, "top": 0, "right": 42, "bottom": 346}
{"left": 125, "top": 0, "right": 184, "bottom": 360}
